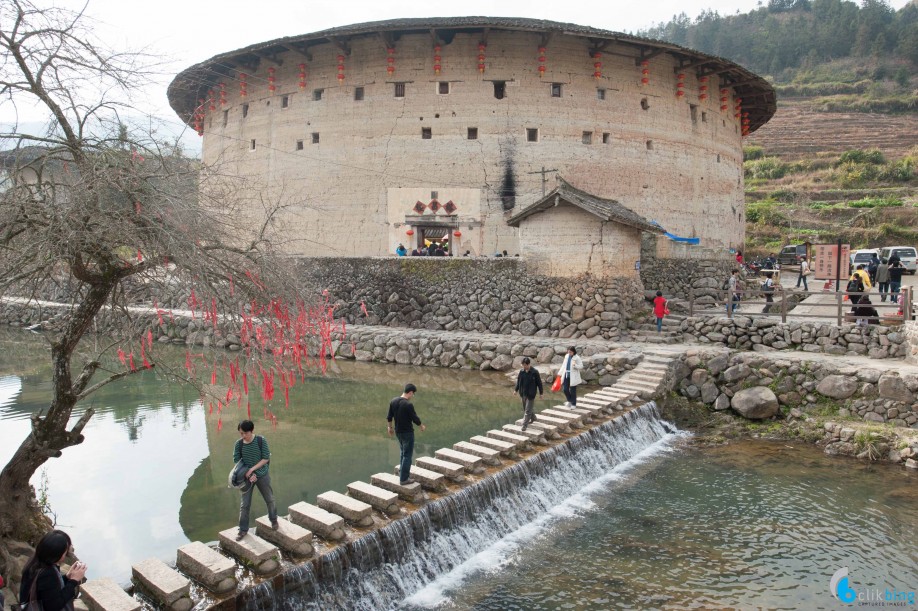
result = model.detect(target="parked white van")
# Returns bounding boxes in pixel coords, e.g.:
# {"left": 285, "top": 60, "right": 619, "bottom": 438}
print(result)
{"left": 880, "top": 246, "right": 917, "bottom": 274}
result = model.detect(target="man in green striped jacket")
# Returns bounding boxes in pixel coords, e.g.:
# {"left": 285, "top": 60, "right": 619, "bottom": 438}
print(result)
{"left": 234, "top": 419, "right": 278, "bottom": 540}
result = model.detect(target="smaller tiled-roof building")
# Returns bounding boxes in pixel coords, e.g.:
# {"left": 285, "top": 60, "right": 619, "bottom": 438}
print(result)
{"left": 507, "top": 178, "right": 663, "bottom": 277}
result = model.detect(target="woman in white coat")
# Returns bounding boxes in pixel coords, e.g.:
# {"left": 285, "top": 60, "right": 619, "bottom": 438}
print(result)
{"left": 558, "top": 346, "right": 583, "bottom": 408}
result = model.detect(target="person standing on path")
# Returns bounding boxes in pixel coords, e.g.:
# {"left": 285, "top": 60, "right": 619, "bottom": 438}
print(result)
{"left": 558, "top": 347, "right": 583, "bottom": 408}
{"left": 513, "top": 357, "right": 543, "bottom": 431}
{"left": 796, "top": 256, "right": 810, "bottom": 291}
{"left": 761, "top": 272, "right": 776, "bottom": 313}
{"left": 876, "top": 257, "right": 890, "bottom": 302}
{"left": 888, "top": 258, "right": 905, "bottom": 297}
{"left": 726, "top": 269, "right": 740, "bottom": 313}
{"left": 234, "top": 420, "right": 278, "bottom": 540}
{"left": 652, "top": 291, "right": 668, "bottom": 332}
{"left": 387, "top": 383, "right": 426, "bottom": 485}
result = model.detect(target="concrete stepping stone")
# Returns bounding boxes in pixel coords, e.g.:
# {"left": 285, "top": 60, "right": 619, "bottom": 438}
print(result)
{"left": 218, "top": 528, "right": 279, "bottom": 575}
{"left": 572, "top": 400, "right": 608, "bottom": 415}
{"left": 435, "top": 448, "right": 485, "bottom": 472}
{"left": 470, "top": 435, "right": 517, "bottom": 457}
{"left": 453, "top": 441, "right": 501, "bottom": 465}
{"left": 255, "top": 516, "right": 314, "bottom": 557}
{"left": 176, "top": 541, "right": 236, "bottom": 594}
{"left": 371, "top": 472, "right": 424, "bottom": 501}
{"left": 317, "top": 490, "right": 374, "bottom": 527}
{"left": 486, "top": 429, "right": 531, "bottom": 450}
{"left": 347, "top": 480, "right": 400, "bottom": 515}
{"left": 526, "top": 413, "right": 572, "bottom": 430}
{"left": 567, "top": 407, "right": 595, "bottom": 421}
{"left": 393, "top": 464, "right": 447, "bottom": 491}
{"left": 516, "top": 420, "right": 562, "bottom": 438}
{"left": 502, "top": 424, "right": 547, "bottom": 444}
{"left": 539, "top": 409, "right": 583, "bottom": 427}
{"left": 131, "top": 558, "right": 191, "bottom": 611}
{"left": 416, "top": 456, "right": 466, "bottom": 480}
{"left": 288, "top": 501, "right": 346, "bottom": 541}
{"left": 80, "top": 578, "right": 141, "bottom": 611}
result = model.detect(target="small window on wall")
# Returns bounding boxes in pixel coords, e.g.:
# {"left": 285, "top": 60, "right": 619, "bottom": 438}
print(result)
{"left": 702, "top": 111, "right": 708, "bottom": 123}
{"left": 602, "top": 132, "right": 610, "bottom": 144}
{"left": 551, "top": 83, "right": 562, "bottom": 97}
{"left": 222, "top": 110, "right": 228, "bottom": 127}
{"left": 296, "top": 140, "right": 304, "bottom": 150}
{"left": 313, "top": 89, "right": 323, "bottom": 101}
{"left": 422, "top": 127, "right": 432, "bottom": 139}
{"left": 467, "top": 127, "right": 478, "bottom": 140}
{"left": 527, "top": 128, "right": 539, "bottom": 142}
{"left": 242, "top": 103, "right": 249, "bottom": 118}
{"left": 597, "top": 88, "right": 606, "bottom": 100}
{"left": 582, "top": 131, "right": 593, "bottom": 145}
{"left": 641, "top": 98, "right": 649, "bottom": 111}
{"left": 249, "top": 139, "right": 256, "bottom": 151}
{"left": 311, "top": 132, "right": 319, "bottom": 144}
{"left": 394, "top": 82, "right": 406, "bottom": 98}
{"left": 354, "top": 87, "right": 364, "bottom": 101}
{"left": 690, "top": 104, "right": 698, "bottom": 124}
{"left": 281, "top": 95, "right": 289, "bottom": 108}
{"left": 438, "top": 81, "right": 450, "bottom": 94}
{"left": 646, "top": 140, "right": 653, "bottom": 151}
{"left": 493, "top": 81, "right": 506, "bottom": 99}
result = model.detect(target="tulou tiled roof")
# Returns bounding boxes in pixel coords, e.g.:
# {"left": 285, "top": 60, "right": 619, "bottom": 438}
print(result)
{"left": 506, "top": 177, "right": 664, "bottom": 234}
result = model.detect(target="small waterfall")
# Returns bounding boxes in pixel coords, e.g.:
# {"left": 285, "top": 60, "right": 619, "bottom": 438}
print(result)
{"left": 245, "top": 402, "right": 678, "bottom": 611}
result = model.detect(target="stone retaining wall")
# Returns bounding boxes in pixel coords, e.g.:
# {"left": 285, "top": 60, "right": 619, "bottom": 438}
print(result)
{"left": 674, "top": 348, "right": 918, "bottom": 431}
{"left": 639, "top": 233, "right": 735, "bottom": 300}
{"left": 905, "top": 321, "right": 918, "bottom": 364}
{"left": 677, "top": 315, "right": 907, "bottom": 359}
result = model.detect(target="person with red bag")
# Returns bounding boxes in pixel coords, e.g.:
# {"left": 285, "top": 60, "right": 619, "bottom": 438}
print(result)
{"left": 653, "top": 290, "right": 669, "bottom": 333}
{"left": 558, "top": 346, "right": 583, "bottom": 408}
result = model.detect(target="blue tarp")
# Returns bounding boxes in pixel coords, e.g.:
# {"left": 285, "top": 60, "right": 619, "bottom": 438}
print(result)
{"left": 649, "top": 220, "right": 700, "bottom": 245}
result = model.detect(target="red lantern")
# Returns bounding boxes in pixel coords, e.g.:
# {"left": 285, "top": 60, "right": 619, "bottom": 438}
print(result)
{"left": 640, "top": 60, "right": 650, "bottom": 85}
{"left": 433, "top": 45, "right": 441, "bottom": 75}
{"left": 219, "top": 83, "right": 226, "bottom": 106}
{"left": 298, "top": 63, "right": 307, "bottom": 90}
{"left": 208, "top": 89, "right": 216, "bottom": 111}
{"left": 699, "top": 76, "right": 708, "bottom": 101}
{"left": 239, "top": 73, "right": 248, "bottom": 98}
{"left": 477, "top": 43, "right": 486, "bottom": 73}
{"left": 538, "top": 46, "right": 547, "bottom": 77}
{"left": 267, "top": 67, "right": 276, "bottom": 93}
{"left": 592, "top": 52, "right": 602, "bottom": 79}
{"left": 676, "top": 73, "right": 685, "bottom": 98}
{"left": 406, "top": 229, "right": 414, "bottom": 236}
{"left": 453, "top": 230, "right": 462, "bottom": 238}
{"left": 387, "top": 47, "right": 395, "bottom": 75}
{"left": 337, "top": 55, "right": 345, "bottom": 82}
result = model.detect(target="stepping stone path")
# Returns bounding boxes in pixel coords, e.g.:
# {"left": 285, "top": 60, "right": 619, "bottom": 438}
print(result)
{"left": 289, "top": 501, "right": 346, "bottom": 541}
{"left": 503, "top": 424, "right": 548, "bottom": 444}
{"left": 255, "top": 516, "right": 314, "bottom": 557}
{"left": 417, "top": 456, "right": 467, "bottom": 480}
{"left": 453, "top": 441, "right": 502, "bottom": 465}
{"left": 347, "top": 480, "right": 401, "bottom": 515}
{"left": 470, "top": 435, "right": 517, "bottom": 457}
{"left": 218, "top": 528, "right": 279, "bottom": 575}
{"left": 317, "top": 491, "right": 374, "bottom": 527}
{"left": 394, "top": 464, "right": 447, "bottom": 490}
{"left": 434, "top": 448, "right": 485, "bottom": 473}
{"left": 176, "top": 541, "right": 236, "bottom": 594}
{"left": 131, "top": 558, "right": 192, "bottom": 611}
{"left": 486, "top": 429, "right": 531, "bottom": 450}
{"left": 81, "top": 578, "right": 142, "bottom": 611}
{"left": 371, "top": 472, "right": 424, "bottom": 501}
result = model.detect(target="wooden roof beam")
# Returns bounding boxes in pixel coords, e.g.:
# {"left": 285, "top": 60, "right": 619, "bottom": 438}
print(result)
{"left": 723, "top": 77, "right": 762, "bottom": 88}
{"left": 480, "top": 27, "right": 490, "bottom": 47}
{"left": 634, "top": 47, "right": 667, "bottom": 65}
{"left": 539, "top": 31, "right": 554, "bottom": 48}
{"left": 251, "top": 50, "right": 283, "bottom": 66}
{"left": 429, "top": 28, "right": 442, "bottom": 46}
{"left": 674, "top": 57, "right": 715, "bottom": 73}
{"left": 589, "top": 38, "right": 614, "bottom": 55}
{"left": 327, "top": 35, "right": 351, "bottom": 56}
{"left": 280, "top": 43, "right": 312, "bottom": 62}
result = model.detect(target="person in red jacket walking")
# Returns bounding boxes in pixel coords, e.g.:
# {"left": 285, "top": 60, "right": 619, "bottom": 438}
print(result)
{"left": 653, "top": 291, "right": 668, "bottom": 333}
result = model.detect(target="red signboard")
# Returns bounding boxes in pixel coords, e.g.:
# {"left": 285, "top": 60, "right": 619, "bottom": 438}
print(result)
{"left": 812, "top": 243, "right": 850, "bottom": 280}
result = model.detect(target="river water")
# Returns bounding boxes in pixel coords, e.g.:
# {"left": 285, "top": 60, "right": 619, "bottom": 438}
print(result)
{"left": 1, "top": 329, "right": 916, "bottom": 609}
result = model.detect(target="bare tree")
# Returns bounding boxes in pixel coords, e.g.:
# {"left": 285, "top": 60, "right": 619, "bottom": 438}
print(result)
{"left": 0, "top": 0, "right": 327, "bottom": 559}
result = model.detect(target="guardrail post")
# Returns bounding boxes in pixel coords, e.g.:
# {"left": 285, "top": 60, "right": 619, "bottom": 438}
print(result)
{"left": 907, "top": 287, "right": 914, "bottom": 322}
{"left": 836, "top": 292, "right": 843, "bottom": 326}
{"left": 780, "top": 289, "right": 787, "bottom": 323}
{"left": 689, "top": 288, "right": 694, "bottom": 317}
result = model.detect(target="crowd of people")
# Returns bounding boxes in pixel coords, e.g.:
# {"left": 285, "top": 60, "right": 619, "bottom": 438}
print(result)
{"left": 395, "top": 243, "right": 516, "bottom": 258}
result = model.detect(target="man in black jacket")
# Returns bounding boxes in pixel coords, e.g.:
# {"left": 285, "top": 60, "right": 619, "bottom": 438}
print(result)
{"left": 514, "top": 357, "right": 544, "bottom": 431}
{"left": 387, "top": 383, "right": 426, "bottom": 485}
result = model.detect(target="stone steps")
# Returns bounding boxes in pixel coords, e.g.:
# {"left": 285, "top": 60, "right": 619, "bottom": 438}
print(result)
{"left": 416, "top": 456, "right": 467, "bottom": 480}
{"left": 486, "top": 428, "right": 531, "bottom": 450}
{"left": 255, "top": 516, "right": 314, "bottom": 557}
{"left": 395, "top": 464, "right": 448, "bottom": 490}
{"left": 520, "top": 413, "right": 572, "bottom": 430}
{"left": 470, "top": 434, "right": 518, "bottom": 456}
{"left": 434, "top": 448, "right": 485, "bottom": 473}
{"left": 218, "top": 528, "right": 280, "bottom": 575}
{"left": 371, "top": 472, "right": 424, "bottom": 501}
{"left": 131, "top": 558, "right": 192, "bottom": 611}
{"left": 502, "top": 424, "right": 548, "bottom": 444}
{"left": 515, "top": 419, "right": 562, "bottom": 438}
{"left": 288, "top": 501, "right": 346, "bottom": 541}
{"left": 347, "top": 481, "right": 400, "bottom": 515}
{"left": 176, "top": 542, "right": 236, "bottom": 595}
{"left": 317, "top": 490, "right": 374, "bottom": 527}
{"left": 453, "top": 441, "right": 502, "bottom": 465}
{"left": 81, "top": 578, "right": 141, "bottom": 611}
{"left": 540, "top": 408, "right": 585, "bottom": 426}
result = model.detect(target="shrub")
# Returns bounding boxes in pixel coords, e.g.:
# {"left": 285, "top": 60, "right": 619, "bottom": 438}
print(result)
{"left": 770, "top": 189, "right": 796, "bottom": 202}
{"left": 837, "top": 149, "right": 886, "bottom": 165}
{"left": 745, "top": 157, "right": 794, "bottom": 180}
{"left": 746, "top": 201, "right": 788, "bottom": 225}
{"left": 878, "top": 157, "right": 914, "bottom": 182}
{"left": 743, "top": 145, "right": 765, "bottom": 161}
{"left": 847, "top": 197, "right": 904, "bottom": 208}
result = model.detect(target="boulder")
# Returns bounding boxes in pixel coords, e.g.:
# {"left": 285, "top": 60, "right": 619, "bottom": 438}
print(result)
{"left": 815, "top": 375, "right": 859, "bottom": 400}
{"left": 731, "top": 387, "right": 779, "bottom": 420}
{"left": 722, "top": 363, "right": 751, "bottom": 383}
{"left": 878, "top": 375, "right": 913, "bottom": 403}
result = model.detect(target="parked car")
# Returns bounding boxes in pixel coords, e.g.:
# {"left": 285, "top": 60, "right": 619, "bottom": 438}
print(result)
{"left": 777, "top": 244, "right": 808, "bottom": 267}
{"left": 849, "top": 249, "right": 881, "bottom": 274}
{"left": 880, "top": 246, "right": 917, "bottom": 274}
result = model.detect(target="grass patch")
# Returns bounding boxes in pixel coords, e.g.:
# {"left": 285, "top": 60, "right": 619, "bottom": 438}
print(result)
{"left": 847, "top": 197, "right": 904, "bottom": 208}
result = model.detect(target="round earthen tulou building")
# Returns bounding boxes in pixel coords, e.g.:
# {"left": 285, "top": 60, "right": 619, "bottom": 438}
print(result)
{"left": 169, "top": 17, "right": 775, "bottom": 276}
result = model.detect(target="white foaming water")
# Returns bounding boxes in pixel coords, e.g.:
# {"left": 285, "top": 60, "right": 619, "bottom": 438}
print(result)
{"left": 256, "top": 403, "right": 679, "bottom": 611}
{"left": 404, "top": 430, "right": 685, "bottom": 609}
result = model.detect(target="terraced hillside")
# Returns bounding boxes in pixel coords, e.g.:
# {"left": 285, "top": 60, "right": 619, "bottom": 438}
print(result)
{"left": 750, "top": 101, "right": 918, "bottom": 161}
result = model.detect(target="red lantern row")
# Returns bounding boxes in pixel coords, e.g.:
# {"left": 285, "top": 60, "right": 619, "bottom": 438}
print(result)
{"left": 538, "top": 46, "right": 547, "bottom": 77}
{"left": 268, "top": 67, "right": 276, "bottom": 93}
{"left": 298, "top": 63, "right": 307, "bottom": 90}
{"left": 640, "top": 60, "right": 650, "bottom": 85}
{"left": 478, "top": 43, "right": 486, "bottom": 73}
{"left": 676, "top": 72, "right": 685, "bottom": 98}
{"left": 433, "top": 45, "right": 442, "bottom": 75}
{"left": 337, "top": 55, "right": 345, "bottom": 82}
{"left": 699, "top": 76, "right": 708, "bottom": 101}
{"left": 720, "top": 87, "right": 728, "bottom": 111}
{"left": 208, "top": 89, "right": 216, "bottom": 111}
{"left": 592, "top": 52, "right": 602, "bottom": 80}
{"left": 193, "top": 98, "right": 205, "bottom": 136}
{"left": 219, "top": 83, "right": 226, "bottom": 106}
{"left": 240, "top": 73, "right": 248, "bottom": 98}
{"left": 387, "top": 47, "right": 395, "bottom": 75}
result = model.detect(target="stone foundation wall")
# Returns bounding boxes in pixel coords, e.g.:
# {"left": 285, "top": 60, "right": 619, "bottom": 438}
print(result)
{"left": 905, "top": 321, "right": 918, "bottom": 364}
{"left": 674, "top": 348, "right": 918, "bottom": 429}
{"left": 639, "top": 234, "right": 734, "bottom": 300}
{"left": 677, "top": 315, "right": 907, "bottom": 359}
{"left": 296, "top": 258, "right": 645, "bottom": 340}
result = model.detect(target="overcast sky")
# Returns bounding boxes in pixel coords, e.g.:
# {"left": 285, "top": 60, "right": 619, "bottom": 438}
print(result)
{"left": 6, "top": 0, "right": 912, "bottom": 145}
